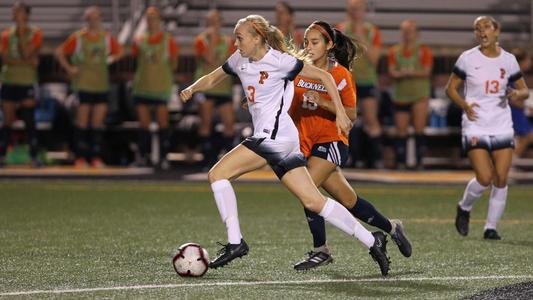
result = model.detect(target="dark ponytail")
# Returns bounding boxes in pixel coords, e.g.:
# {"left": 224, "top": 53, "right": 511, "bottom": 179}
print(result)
{"left": 308, "top": 21, "right": 360, "bottom": 70}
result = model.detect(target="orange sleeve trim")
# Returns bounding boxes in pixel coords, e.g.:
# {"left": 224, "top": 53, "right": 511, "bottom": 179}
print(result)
{"left": 31, "top": 28, "right": 43, "bottom": 49}
{"left": 0, "top": 31, "right": 9, "bottom": 54}
{"left": 108, "top": 35, "right": 122, "bottom": 55}
{"left": 169, "top": 36, "right": 179, "bottom": 58}
{"left": 420, "top": 45, "right": 433, "bottom": 67}
{"left": 61, "top": 34, "right": 77, "bottom": 55}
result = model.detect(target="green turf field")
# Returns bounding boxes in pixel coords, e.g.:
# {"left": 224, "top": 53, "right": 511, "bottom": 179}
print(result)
{"left": 1, "top": 180, "right": 532, "bottom": 299}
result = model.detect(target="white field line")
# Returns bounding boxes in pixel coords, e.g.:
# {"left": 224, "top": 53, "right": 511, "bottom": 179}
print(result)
{"left": 1, "top": 275, "right": 532, "bottom": 296}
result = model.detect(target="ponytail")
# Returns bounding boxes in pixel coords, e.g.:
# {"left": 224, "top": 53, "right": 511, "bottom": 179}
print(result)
{"left": 307, "top": 21, "right": 361, "bottom": 70}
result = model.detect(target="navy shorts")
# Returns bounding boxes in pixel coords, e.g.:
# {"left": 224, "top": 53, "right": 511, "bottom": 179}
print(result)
{"left": 242, "top": 136, "right": 307, "bottom": 179}
{"left": 462, "top": 134, "right": 515, "bottom": 153}
{"left": 78, "top": 91, "right": 109, "bottom": 104}
{"left": 310, "top": 141, "right": 349, "bottom": 167}
{"left": 1, "top": 84, "right": 35, "bottom": 102}
{"left": 393, "top": 102, "right": 413, "bottom": 112}
{"left": 195, "top": 93, "right": 232, "bottom": 106}
{"left": 356, "top": 84, "right": 379, "bottom": 100}
{"left": 133, "top": 96, "right": 168, "bottom": 105}
{"left": 511, "top": 105, "right": 532, "bottom": 137}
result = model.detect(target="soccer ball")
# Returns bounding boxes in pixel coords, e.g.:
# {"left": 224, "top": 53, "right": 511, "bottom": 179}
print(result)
{"left": 172, "top": 243, "right": 209, "bottom": 277}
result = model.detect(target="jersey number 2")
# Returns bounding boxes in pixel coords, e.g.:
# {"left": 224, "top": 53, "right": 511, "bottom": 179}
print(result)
{"left": 485, "top": 80, "right": 499, "bottom": 94}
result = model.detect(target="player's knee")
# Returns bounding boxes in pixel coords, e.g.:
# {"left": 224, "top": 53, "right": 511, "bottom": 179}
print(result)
{"left": 476, "top": 174, "right": 492, "bottom": 187}
{"left": 207, "top": 166, "right": 227, "bottom": 184}
{"left": 493, "top": 175, "right": 508, "bottom": 187}
{"left": 301, "top": 195, "right": 324, "bottom": 214}
{"left": 339, "top": 190, "right": 357, "bottom": 208}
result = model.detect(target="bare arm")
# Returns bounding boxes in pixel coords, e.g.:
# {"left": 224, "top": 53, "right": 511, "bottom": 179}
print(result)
{"left": 298, "top": 63, "right": 352, "bottom": 135}
{"left": 445, "top": 73, "right": 478, "bottom": 121}
{"left": 366, "top": 44, "right": 381, "bottom": 66}
{"left": 507, "top": 77, "right": 529, "bottom": 106}
{"left": 54, "top": 46, "right": 78, "bottom": 76}
{"left": 179, "top": 66, "right": 228, "bottom": 102}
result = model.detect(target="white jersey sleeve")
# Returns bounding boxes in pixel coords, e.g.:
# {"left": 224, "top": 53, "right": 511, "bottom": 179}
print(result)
{"left": 222, "top": 51, "right": 241, "bottom": 77}
{"left": 278, "top": 52, "right": 304, "bottom": 81}
{"left": 452, "top": 52, "right": 467, "bottom": 80}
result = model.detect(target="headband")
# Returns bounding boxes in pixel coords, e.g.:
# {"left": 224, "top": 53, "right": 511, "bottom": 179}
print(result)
{"left": 309, "top": 24, "right": 333, "bottom": 45}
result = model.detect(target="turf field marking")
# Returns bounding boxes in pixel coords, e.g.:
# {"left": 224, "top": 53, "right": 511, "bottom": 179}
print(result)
{"left": 408, "top": 218, "right": 533, "bottom": 225}
{"left": 2, "top": 275, "right": 532, "bottom": 296}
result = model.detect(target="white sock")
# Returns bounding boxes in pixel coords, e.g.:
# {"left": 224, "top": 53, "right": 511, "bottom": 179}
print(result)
{"left": 459, "top": 178, "right": 489, "bottom": 211}
{"left": 319, "top": 198, "right": 375, "bottom": 248}
{"left": 211, "top": 179, "right": 242, "bottom": 244}
{"left": 485, "top": 185, "right": 508, "bottom": 230}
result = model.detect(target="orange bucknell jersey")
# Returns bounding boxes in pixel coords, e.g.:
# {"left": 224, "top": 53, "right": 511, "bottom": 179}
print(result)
{"left": 289, "top": 62, "right": 356, "bottom": 157}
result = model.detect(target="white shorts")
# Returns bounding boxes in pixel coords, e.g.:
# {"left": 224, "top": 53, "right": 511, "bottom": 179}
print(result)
{"left": 462, "top": 134, "right": 515, "bottom": 153}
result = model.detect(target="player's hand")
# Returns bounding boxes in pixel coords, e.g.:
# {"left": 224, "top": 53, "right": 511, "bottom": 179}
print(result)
{"left": 180, "top": 87, "right": 194, "bottom": 103}
{"left": 336, "top": 112, "right": 352, "bottom": 136}
{"left": 506, "top": 87, "right": 524, "bottom": 104}
{"left": 303, "top": 91, "right": 321, "bottom": 106}
{"left": 240, "top": 97, "right": 249, "bottom": 109}
{"left": 67, "top": 66, "right": 79, "bottom": 77}
{"left": 464, "top": 102, "right": 479, "bottom": 121}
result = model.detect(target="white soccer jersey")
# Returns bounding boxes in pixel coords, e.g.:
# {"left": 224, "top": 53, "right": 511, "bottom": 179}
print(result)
{"left": 453, "top": 46, "right": 522, "bottom": 136}
{"left": 222, "top": 48, "right": 304, "bottom": 140}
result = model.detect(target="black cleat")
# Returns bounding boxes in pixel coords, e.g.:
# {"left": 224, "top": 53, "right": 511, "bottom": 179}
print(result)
{"left": 390, "top": 219, "right": 412, "bottom": 258}
{"left": 455, "top": 205, "right": 470, "bottom": 236}
{"left": 293, "top": 251, "right": 333, "bottom": 271}
{"left": 209, "top": 239, "right": 249, "bottom": 269}
{"left": 369, "top": 231, "right": 390, "bottom": 276}
{"left": 483, "top": 229, "right": 502, "bottom": 240}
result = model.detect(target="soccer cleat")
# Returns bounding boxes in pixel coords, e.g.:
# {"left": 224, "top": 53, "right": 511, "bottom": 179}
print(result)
{"left": 483, "top": 229, "right": 502, "bottom": 240}
{"left": 390, "top": 219, "right": 412, "bottom": 258}
{"left": 209, "top": 239, "right": 249, "bottom": 269}
{"left": 293, "top": 251, "right": 333, "bottom": 271}
{"left": 369, "top": 231, "right": 391, "bottom": 276}
{"left": 455, "top": 205, "right": 470, "bottom": 236}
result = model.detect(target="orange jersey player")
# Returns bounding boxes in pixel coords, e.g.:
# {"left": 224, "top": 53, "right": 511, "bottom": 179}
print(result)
{"left": 289, "top": 21, "right": 412, "bottom": 271}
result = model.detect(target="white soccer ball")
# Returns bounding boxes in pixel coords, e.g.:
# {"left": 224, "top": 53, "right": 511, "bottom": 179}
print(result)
{"left": 172, "top": 243, "right": 209, "bottom": 277}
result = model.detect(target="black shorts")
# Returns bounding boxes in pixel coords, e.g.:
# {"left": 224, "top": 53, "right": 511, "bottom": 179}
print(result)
{"left": 133, "top": 96, "right": 168, "bottom": 105}
{"left": 196, "top": 93, "right": 232, "bottom": 106}
{"left": 1, "top": 84, "right": 35, "bottom": 102}
{"left": 78, "top": 91, "right": 109, "bottom": 104}
{"left": 242, "top": 136, "right": 307, "bottom": 179}
{"left": 462, "top": 134, "right": 515, "bottom": 153}
{"left": 393, "top": 102, "right": 413, "bottom": 112}
{"left": 356, "top": 84, "right": 379, "bottom": 100}
{"left": 310, "top": 141, "right": 349, "bottom": 167}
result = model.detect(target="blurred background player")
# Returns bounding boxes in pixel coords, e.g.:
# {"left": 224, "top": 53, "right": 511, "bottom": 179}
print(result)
{"left": 194, "top": 9, "right": 235, "bottom": 169}
{"left": 337, "top": 0, "right": 383, "bottom": 168}
{"left": 180, "top": 14, "right": 390, "bottom": 276}
{"left": 131, "top": 6, "right": 178, "bottom": 169}
{"left": 56, "top": 6, "right": 123, "bottom": 168}
{"left": 447, "top": 16, "right": 529, "bottom": 240}
{"left": 275, "top": 1, "right": 303, "bottom": 47}
{"left": 387, "top": 20, "right": 433, "bottom": 169}
{"left": 509, "top": 48, "right": 533, "bottom": 159}
{"left": 290, "top": 20, "right": 411, "bottom": 270}
{"left": 0, "top": 1, "right": 42, "bottom": 168}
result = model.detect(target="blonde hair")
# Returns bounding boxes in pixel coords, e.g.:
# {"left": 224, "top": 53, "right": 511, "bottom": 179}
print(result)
{"left": 474, "top": 16, "right": 500, "bottom": 31}
{"left": 236, "top": 15, "right": 308, "bottom": 61}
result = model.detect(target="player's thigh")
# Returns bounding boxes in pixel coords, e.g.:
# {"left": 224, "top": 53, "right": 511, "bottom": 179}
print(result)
{"left": 136, "top": 104, "right": 152, "bottom": 129}
{"left": 412, "top": 98, "right": 429, "bottom": 133}
{"left": 155, "top": 104, "right": 169, "bottom": 128}
{"left": 467, "top": 149, "right": 494, "bottom": 186}
{"left": 76, "top": 104, "right": 91, "bottom": 128}
{"left": 307, "top": 156, "right": 337, "bottom": 187}
{"left": 198, "top": 100, "right": 215, "bottom": 134}
{"left": 491, "top": 148, "right": 513, "bottom": 187}
{"left": 394, "top": 111, "right": 411, "bottom": 136}
{"left": 280, "top": 166, "right": 326, "bottom": 213}
{"left": 91, "top": 103, "right": 108, "bottom": 128}
{"left": 208, "top": 144, "right": 267, "bottom": 183}
{"left": 20, "top": 98, "right": 36, "bottom": 109}
{"left": 321, "top": 168, "right": 357, "bottom": 208}
{"left": 1, "top": 101, "right": 18, "bottom": 125}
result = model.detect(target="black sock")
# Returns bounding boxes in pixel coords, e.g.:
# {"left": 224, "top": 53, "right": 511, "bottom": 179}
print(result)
{"left": 199, "top": 135, "right": 215, "bottom": 167}
{"left": 368, "top": 135, "right": 383, "bottom": 168}
{"left": 91, "top": 128, "right": 105, "bottom": 158}
{"left": 415, "top": 134, "right": 426, "bottom": 166}
{"left": 349, "top": 196, "right": 392, "bottom": 233}
{"left": 395, "top": 136, "right": 407, "bottom": 165}
{"left": 21, "top": 108, "right": 38, "bottom": 158}
{"left": 138, "top": 129, "right": 151, "bottom": 160}
{"left": 0, "top": 126, "right": 12, "bottom": 157}
{"left": 304, "top": 208, "right": 327, "bottom": 248}
{"left": 74, "top": 127, "right": 90, "bottom": 159}
{"left": 159, "top": 128, "right": 171, "bottom": 161}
